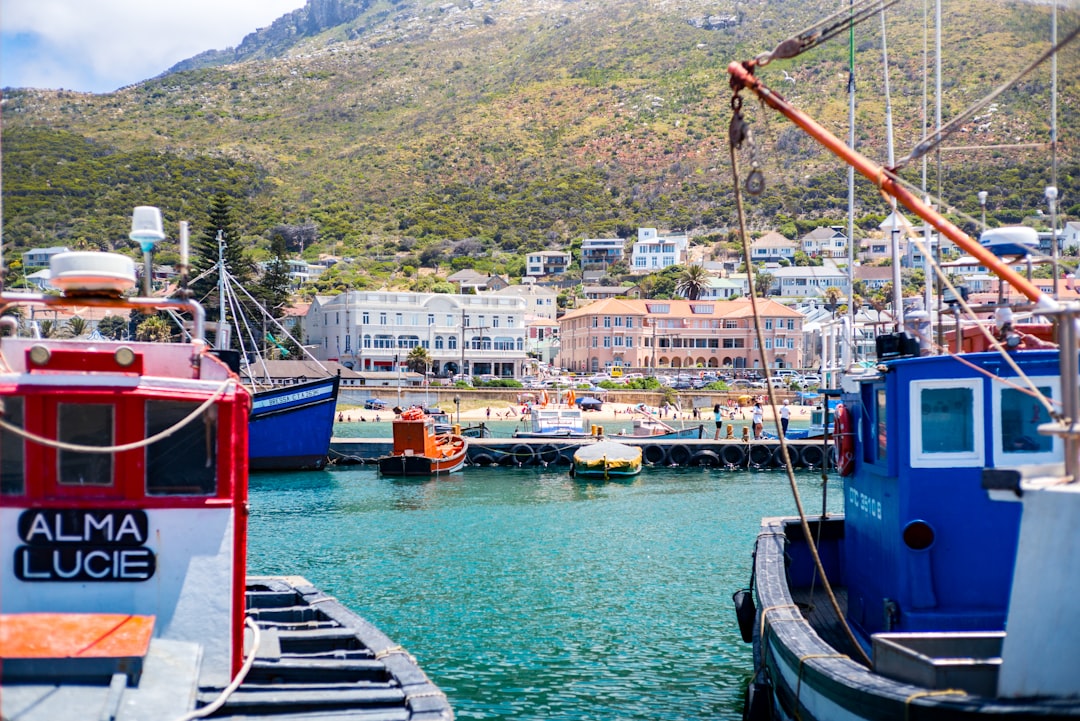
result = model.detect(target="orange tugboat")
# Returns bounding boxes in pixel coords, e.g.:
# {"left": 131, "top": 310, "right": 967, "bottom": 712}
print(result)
{"left": 378, "top": 407, "right": 468, "bottom": 476}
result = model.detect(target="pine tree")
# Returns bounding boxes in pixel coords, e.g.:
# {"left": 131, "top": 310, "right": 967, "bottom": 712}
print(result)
{"left": 255, "top": 234, "right": 292, "bottom": 318}
{"left": 190, "top": 194, "right": 253, "bottom": 322}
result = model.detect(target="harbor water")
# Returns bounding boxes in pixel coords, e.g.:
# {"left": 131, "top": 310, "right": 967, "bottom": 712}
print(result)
{"left": 248, "top": 424, "right": 840, "bottom": 721}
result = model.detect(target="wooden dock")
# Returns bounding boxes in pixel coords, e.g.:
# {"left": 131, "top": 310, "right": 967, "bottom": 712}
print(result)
{"left": 329, "top": 436, "right": 834, "bottom": 470}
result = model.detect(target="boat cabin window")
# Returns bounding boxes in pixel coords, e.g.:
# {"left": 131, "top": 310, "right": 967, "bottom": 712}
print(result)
{"left": 876, "top": 388, "right": 887, "bottom": 462}
{"left": 909, "top": 379, "right": 984, "bottom": 468}
{"left": 145, "top": 400, "right": 217, "bottom": 496}
{"left": 58, "top": 403, "right": 114, "bottom": 486}
{"left": 992, "top": 377, "right": 1060, "bottom": 466}
{"left": 1, "top": 396, "right": 25, "bottom": 495}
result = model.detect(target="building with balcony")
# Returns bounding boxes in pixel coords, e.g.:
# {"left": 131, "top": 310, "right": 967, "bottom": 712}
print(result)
{"left": 800, "top": 226, "right": 848, "bottom": 259}
{"left": 21, "top": 246, "right": 70, "bottom": 269}
{"left": 580, "top": 236, "right": 626, "bottom": 271}
{"left": 525, "top": 251, "right": 571, "bottom": 278}
{"left": 556, "top": 297, "right": 804, "bottom": 373}
{"left": 750, "top": 231, "right": 798, "bottom": 264}
{"left": 304, "top": 291, "right": 529, "bottom": 378}
{"left": 771, "top": 261, "right": 852, "bottom": 298}
{"left": 630, "top": 227, "right": 689, "bottom": 274}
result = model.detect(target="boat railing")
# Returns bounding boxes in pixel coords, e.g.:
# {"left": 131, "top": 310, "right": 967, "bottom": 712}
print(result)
{"left": 0, "top": 290, "right": 207, "bottom": 344}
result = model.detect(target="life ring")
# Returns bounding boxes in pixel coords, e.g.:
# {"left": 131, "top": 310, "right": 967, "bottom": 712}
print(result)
{"left": 720, "top": 443, "right": 746, "bottom": 467}
{"left": 833, "top": 404, "right": 855, "bottom": 476}
{"left": 510, "top": 444, "right": 535, "bottom": 465}
{"left": 643, "top": 444, "right": 667, "bottom": 465}
{"left": 666, "top": 444, "right": 692, "bottom": 466}
{"left": 748, "top": 444, "right": 773, "bottom": 468}
{"left": 801, "top": 444, "right": 825, "bottom": 469}
{"left": 537, "top": 444, "right": 561, "bottom": 464}
{"left": 689, "top": 450, "right": 720, "bottom": 468}
{"left": 471, "top": 453, "right": 496, "bottom": 466}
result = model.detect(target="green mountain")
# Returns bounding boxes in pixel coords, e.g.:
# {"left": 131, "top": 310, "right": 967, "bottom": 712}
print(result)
{"left": 2, "top": 0, "right": 1075, "bottom": 289}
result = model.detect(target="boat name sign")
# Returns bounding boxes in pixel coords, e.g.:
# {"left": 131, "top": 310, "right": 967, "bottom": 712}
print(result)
{"left": 252, "top": 385, "right": 334, "bottom": 411}
{"left": 13, "top": 509, "right": 157, "bottom": 582}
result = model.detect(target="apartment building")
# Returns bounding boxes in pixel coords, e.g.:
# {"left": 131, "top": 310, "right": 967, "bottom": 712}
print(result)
{"left": 304, "top": 291, "right": 528, "bottom": 378}
{"left": 556, "top": 297, "right": 804, "bottom": 372}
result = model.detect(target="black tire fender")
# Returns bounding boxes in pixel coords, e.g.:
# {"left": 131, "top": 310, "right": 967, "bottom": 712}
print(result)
{"left": 688, "top": 450, "right": 720, "bottom": 467}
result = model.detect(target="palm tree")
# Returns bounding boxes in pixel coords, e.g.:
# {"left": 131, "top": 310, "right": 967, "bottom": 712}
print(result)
{"left": 406, "top": 345, "right": 432, "bottom": 375}
{"left": 823, "top": 286, "right": 844, "bottom": 317}
{"left": 66, "top": 316, "right": 88, "bottom": 337}
{"left": 135, "top": 315, "right": 173, "bottom": 343}
{"left": 675, "top": 264, "right": 710, "bottom": 301}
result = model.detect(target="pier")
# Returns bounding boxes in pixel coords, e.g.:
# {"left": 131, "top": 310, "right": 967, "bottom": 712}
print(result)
{"left": 329, "top": 436, "right": 835, "bottom": 470}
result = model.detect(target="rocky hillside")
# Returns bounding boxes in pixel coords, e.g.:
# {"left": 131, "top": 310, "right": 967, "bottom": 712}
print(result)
{"left": 2, "top": 0, "right": 1075, "bottom": 288}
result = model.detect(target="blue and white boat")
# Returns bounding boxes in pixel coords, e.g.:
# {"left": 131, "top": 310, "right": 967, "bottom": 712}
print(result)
{"left": 209, "top": 234, "right": 340, "bottom": 471}
{"left": 248, "top": 375, "right": 340, "bottom": 471}
{"left": 513, "top": 406, "right": 591, "bottom": 438}
{"left": 729, "top": 44, "right": 1080, "bottom": 721}
{"left": 979, "top": 226, "right": 1040, "bottom": 258}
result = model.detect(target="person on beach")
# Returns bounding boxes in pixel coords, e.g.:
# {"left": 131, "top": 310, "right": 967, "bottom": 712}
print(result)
{"left": 713, "top": 403, "right": 723, "bottom": 440}
{"left": 779, "top": 400, "right": 791, "bottom": 436}
{"left": 752, "top": 402, "right": 764, "bottom": 439}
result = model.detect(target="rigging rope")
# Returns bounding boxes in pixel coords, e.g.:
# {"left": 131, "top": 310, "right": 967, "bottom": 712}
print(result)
{"left": 729, "top": 103, "right": 873, "bottom": 669}
{"left": 895, "top": 21, "right": 1080, "bottom": 171}
{"left": 752, "top": 0, "right": 902, "bottom": 67}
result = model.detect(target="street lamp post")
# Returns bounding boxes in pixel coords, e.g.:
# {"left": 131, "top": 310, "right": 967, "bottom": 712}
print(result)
{"left": 454, "top": 395, "right": 461, "bottom": 426}
{"left": 978, "top": 191, "right": 988, "bottom": 230}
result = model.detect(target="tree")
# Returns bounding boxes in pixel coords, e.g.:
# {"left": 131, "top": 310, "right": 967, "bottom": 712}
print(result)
{"left": 754, "top": 270, "right": 775, "bottom": 297}
{"left": 823, "top": 286, "right": 844, "bottom": 317}
{"left": 406, "top": 345, "right": 432, "bottom": 375}
{"left": 66, "top": 316, "right": 88, "bottom": 337}
{"left": 135, "top": 315, "right": 173, "bottom": 342}
{"left": 255, "top": 234, "right": 292, "bottom": 316}
{"left": 189, "top": 194, "right": 254, "bottom": 322}
{"left": 675, "top": 264, "right": 709, "bottom": 300}
{"left": 96, "top": 315, "right": 128, "bottom": 340}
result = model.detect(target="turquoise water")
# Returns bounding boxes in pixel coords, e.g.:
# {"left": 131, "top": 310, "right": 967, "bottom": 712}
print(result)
{"left": 247, "top": 464, "right": 841, "bottom": 720}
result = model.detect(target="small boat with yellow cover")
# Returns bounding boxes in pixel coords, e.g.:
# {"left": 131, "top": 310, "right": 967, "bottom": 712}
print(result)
{"left": 570, "top": 440, "right": 642, "bottom": 480}
{"left": 378, "top": 406, "right": 468, "bottom": 476}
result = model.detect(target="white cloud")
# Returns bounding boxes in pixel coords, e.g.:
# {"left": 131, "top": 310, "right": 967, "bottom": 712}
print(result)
{"left": 1, "top": 0, "right": 305, "bottom": 92}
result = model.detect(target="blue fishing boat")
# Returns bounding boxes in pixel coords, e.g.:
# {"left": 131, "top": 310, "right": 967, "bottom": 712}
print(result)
{"left": 209, "top": 235, "right": 339, "bottom": 471}
{"left": 729, "top": 31, "right": 1080, "bottom": 720}
{"left": 248, "top": 374, "right": 340, "bottom": 471}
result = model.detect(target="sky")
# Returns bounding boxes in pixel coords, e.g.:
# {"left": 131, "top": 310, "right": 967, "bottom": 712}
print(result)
{"left": 1, "top": 0, "right": 306, "bottom": 94}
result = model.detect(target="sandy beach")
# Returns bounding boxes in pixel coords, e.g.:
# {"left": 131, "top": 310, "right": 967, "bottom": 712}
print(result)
{"left": 335, "top": 398, "right": 803, "bottom": 424}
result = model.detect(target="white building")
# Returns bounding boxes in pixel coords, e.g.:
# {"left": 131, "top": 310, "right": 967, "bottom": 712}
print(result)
{"left": 21, "top": 246, "right": 70, "bottom": 269}
{"left": 304, "top": 290, "right": 529, "bottom": 378}
{"left": 630, "top": 227, "right": 689, "bottom": 273}
{"left": 771, "top": 261, "right": 852, "bottom": 298}
{"left": 525, "top": 251, "right": 571, "bottom": 278}
{"left": 750, "top": 231, "right": 798, "bottom": 264}
{"left": 800, "top": 226, "right": 848, "bottom": 259}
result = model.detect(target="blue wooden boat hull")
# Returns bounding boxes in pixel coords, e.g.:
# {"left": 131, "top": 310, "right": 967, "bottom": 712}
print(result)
{"left": 249, "top": 376, "right": 340, "bottom": 471}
